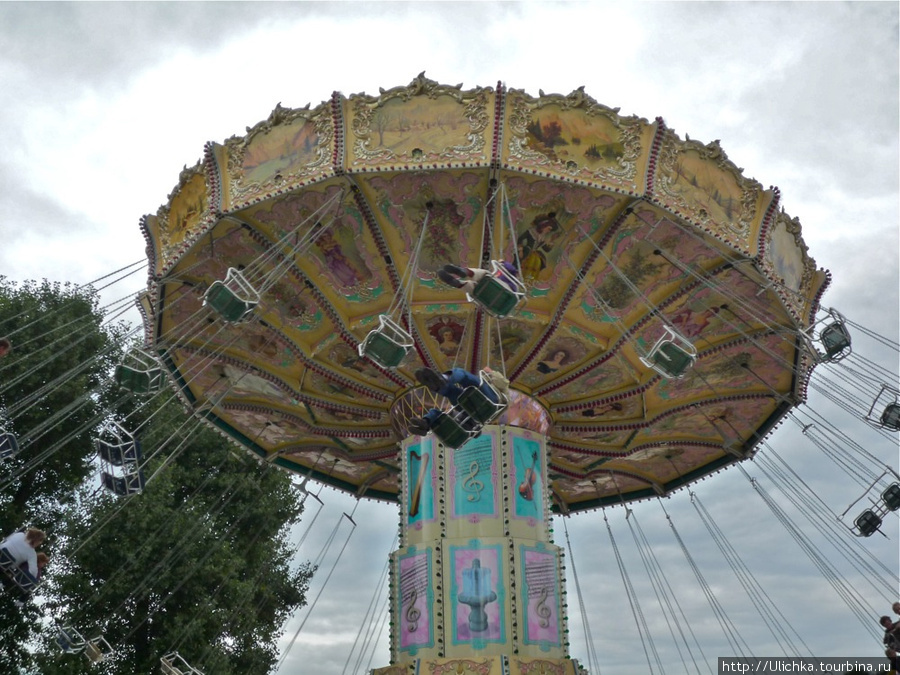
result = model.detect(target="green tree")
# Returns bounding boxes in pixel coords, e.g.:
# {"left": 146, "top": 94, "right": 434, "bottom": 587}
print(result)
{"left": 0, "top": 277, "right": 126, "bottom": 672}
{"left": 33, "top": 396, "right": 313, "bottom": 674}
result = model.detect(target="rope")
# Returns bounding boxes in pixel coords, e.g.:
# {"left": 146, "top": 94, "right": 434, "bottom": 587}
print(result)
{"left": 563, "top": 516, "right": 601, "bottom": 675}
{"left": 604, "top": 508, "right": 662, "bottom": 675}
{"left": 276, "top": 502, "right": 359, "bottom": 672}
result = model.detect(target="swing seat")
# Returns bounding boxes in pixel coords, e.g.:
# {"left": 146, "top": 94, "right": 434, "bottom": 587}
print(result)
{"left": 115, "top": 349, "right": 164, "bottom": 395}
{"left": 203, "top": 268, "right": 259, "bottom": 323}
{"left": 431, "top": 412, "right": 475, "bottom": 450}
{"left": 102, "top": 470, "right": 146, "bottom": 497}
{"left": 468, "top": 261, "right": 526, "bottom": 318}
{"left": 640, "top": 327, "right": 697, "bottom": 379}
{"left": 880, "top": 403, "right": 900, "bottom": 431}
{"left": 84, "top": 637, "right": 112, "bottom": 664}
{"left": 853, "top": 509, "right": 881, "bottom": 537}
{"left": 95, "top": 423, "right": 141, "bottom": 466}
{"left": 882, "top": 483, "right": 900, "bottom": 511}
{"left": 95, "top": 437, "right": 142, "bottom": 467}
{"left": 457, "top": 372, "right": 507, "bottom": 425}
{"left": 161, "top": 652, "right": 205, "bottom": 675}
{"left": 56, "top": 627, "right": 87, "bottom": 654}
{"left": 0, "top": 431, "right": 19, "bottom": 459}
{"left": 358, "top": 315, "right": 414, "bottom": 369}
{"left": 819, "top": 321, "right": 851, "bottom": 360}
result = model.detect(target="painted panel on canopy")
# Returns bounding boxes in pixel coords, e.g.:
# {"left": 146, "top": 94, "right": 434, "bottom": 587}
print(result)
{"left": 761, "top": 210, "right": 827, "bottom": 322}
{"left": 551, "top": 424, "right": 632, "bottom": 448}
{"left": 214, "top": 100, "right": 335, "bottom": 210}
{"left": 171, "top": 348, "right": 299, "bottom": 408}
{"left": 282, "top": 446, "right": 399, "bottom": 491}
{"left": 656, "top": 272, "right": 790, "bottom": 351}
{"left": 516, "top": 330, "right": 600, "bottom": 390}
{"left": 296, "top": 358, "right": 391, "bottom": 407}
{"left": 650, "top": 332, "right": 798, "bottom": 405}
{"left": 325, "top": 337, "right": 407, "bottom": 390}
{"left": 653, "top": 132, "right": 773, "bottom": 254}
{"left": 154, "top": 164, "right": 213, "bottom": 271}
{"left": 344, "top": 77, "right": 493, "bottom": 167}
{"left": 363, "top": 170, "right": 485, "bottom": 281}
{"left": 538, "top": 349, "right": 638, "bottom": 404}
{"left": 502, "top": 175, "right": 620, "bottom": 293}
{"left": 482, "top": 316, "right": 545, "bottom": 375}
{"left": 549, "top": 445, "right": 614, "bottom": 472}
{"left": 551, "top": 471, "right": 650, "bottom": 503}
{"left": 239, "top": 184, "right": 386, "bottom": 309}
{"left": 503, "top": 86, "right": 655, "bottom": 192}
{"left": 423, "top": 311, "right": 476, "bottom": 371}
{"left": 633, "top": 396, "right": 780, "bottom": 447}
{"left": 552, "top": 389, "right": 645, "bottom": 422}
{"left": 576, "top": 209, "right": 720, "bottom": 329}
{"left": 618, "top": 443, "right": 721, "bottom": 482}
{"left": 217, "top": 406, "right": 314, "bottom": 451}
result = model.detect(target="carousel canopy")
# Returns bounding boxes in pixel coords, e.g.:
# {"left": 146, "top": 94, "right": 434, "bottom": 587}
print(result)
{"left": 140, "top": 74, "right": 827, "bottom": 512}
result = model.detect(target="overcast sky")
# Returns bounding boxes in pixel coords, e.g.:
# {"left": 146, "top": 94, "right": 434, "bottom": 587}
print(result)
{"left": 1, "top": 2, "right": 897, "bottom": 674}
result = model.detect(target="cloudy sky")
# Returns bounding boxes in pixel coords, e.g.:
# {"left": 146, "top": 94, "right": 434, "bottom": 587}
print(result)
{"left": 1, "top": 2, "right": 897, "bottom": 674}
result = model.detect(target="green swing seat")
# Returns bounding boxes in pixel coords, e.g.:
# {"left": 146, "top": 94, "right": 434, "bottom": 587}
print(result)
{"left": 819, "top": 321, "right": 851, "bottom": 361}
{"left": 882, "top": 483, "right": 900, "bottom": 512}
{"left": 203, "top": 268, "right": 259, "bottom": 323}
{"left": 854, "top": 509, "right": 881, "bottom": 537}
{"left": 467, "top": 260, "right": 526, "bottom": 318}
{"left": 358, "top": 315, "right": 414, "bottom": 369}
{"left": 881, "top": 403, "right": 900, "bottom": 431}
{"left": 640, "top": 327, "right": 697, "bottom": 379}
{"left": 114, "top": 349, "right": 163, "bottom": 395}
{"left": 456, "top": 372, "right": 507, "bottom": 425}
{"left": 431, "top": 412, "right": 474, "bottom": 450}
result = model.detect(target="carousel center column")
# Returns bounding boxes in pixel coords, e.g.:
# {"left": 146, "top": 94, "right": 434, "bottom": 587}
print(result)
{"left": 373, "top": 393, "right": 585, "bottom": 675}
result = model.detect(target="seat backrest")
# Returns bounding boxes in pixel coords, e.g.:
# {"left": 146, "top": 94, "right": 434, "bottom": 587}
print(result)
{"left": 0, "top": 432, "right": 19, "bottom": 458}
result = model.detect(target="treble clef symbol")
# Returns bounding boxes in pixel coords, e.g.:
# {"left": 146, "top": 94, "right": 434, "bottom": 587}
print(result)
{"left": 405, "top": 588, "right": 420, "bottom": 632}
{"left": 536, "top": 586, "right": 552, "bottom": 628}
{"left": 462, "top": 460, "right": 484, "bottom": 502}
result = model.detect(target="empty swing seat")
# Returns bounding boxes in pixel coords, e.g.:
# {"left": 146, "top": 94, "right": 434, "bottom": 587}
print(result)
{"left": 880, "top": 403, "right": 900, "bottom": 431}
{"left": 56, "top": 626, "right": 87, "bottom": 654}
{"left": 468, "top": 261, "right": 526, "bottom": 318}
{"left": 431, "top": 412, "right": 475, "bottom": 450}
{"left": 203, "top": 268, "right": 259, "bottom": 323}
{"left": 882, "top": 483, "right": 900, "bottom": 511}
{"left": 640, "top": 327, "right": 697, "bottom": 379}
{"left": 83, "top": 637, "right": 113, "bottom": 664}
{"left": 95, "top": 437, "right": 141, "bottom": 466}
{"left": 102, "top": 470, "right": 146, "bottom": 497}
{"left": 820, "top": 321, "right": 851, "bottom": 360}
{"left": 115, "top": 349, "right": 163, "bottom": 395}
{"left": 0, "top": 431, "right": 18, "bottom": 460}
{"left": 854, "top": 509, "right": 882, "bottom": 537}
{"left": 161, "top": 652, "right": 205, "bottom": 675}
{"left": 358, "top": 315, "right": 414, "bottom": 369}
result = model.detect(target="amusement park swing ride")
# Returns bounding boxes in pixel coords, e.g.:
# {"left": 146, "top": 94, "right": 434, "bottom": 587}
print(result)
{"left": 2, "top": 75, "right": 897, "bottom": 674}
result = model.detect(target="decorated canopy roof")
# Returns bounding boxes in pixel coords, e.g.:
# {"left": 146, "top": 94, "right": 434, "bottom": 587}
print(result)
{"left": 140, "top": 75, "right": 828, "bottom": 513}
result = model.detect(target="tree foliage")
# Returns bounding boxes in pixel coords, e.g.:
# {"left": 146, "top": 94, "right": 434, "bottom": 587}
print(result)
{"left": 0, "top": 277, "right": 126, "bottom": 527}
{"left": 0, "top": 277, "right": 126, "bottom": 672}
{"left": 33, "top": 395, "right": 313, "bottom": 674}
{"left": 0, "top": 278, "right": 314, "bottom": 674}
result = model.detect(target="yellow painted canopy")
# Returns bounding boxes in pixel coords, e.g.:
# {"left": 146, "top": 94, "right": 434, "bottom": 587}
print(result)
{"left": 140, "top": 75, "right": 827, "bottom": 512}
